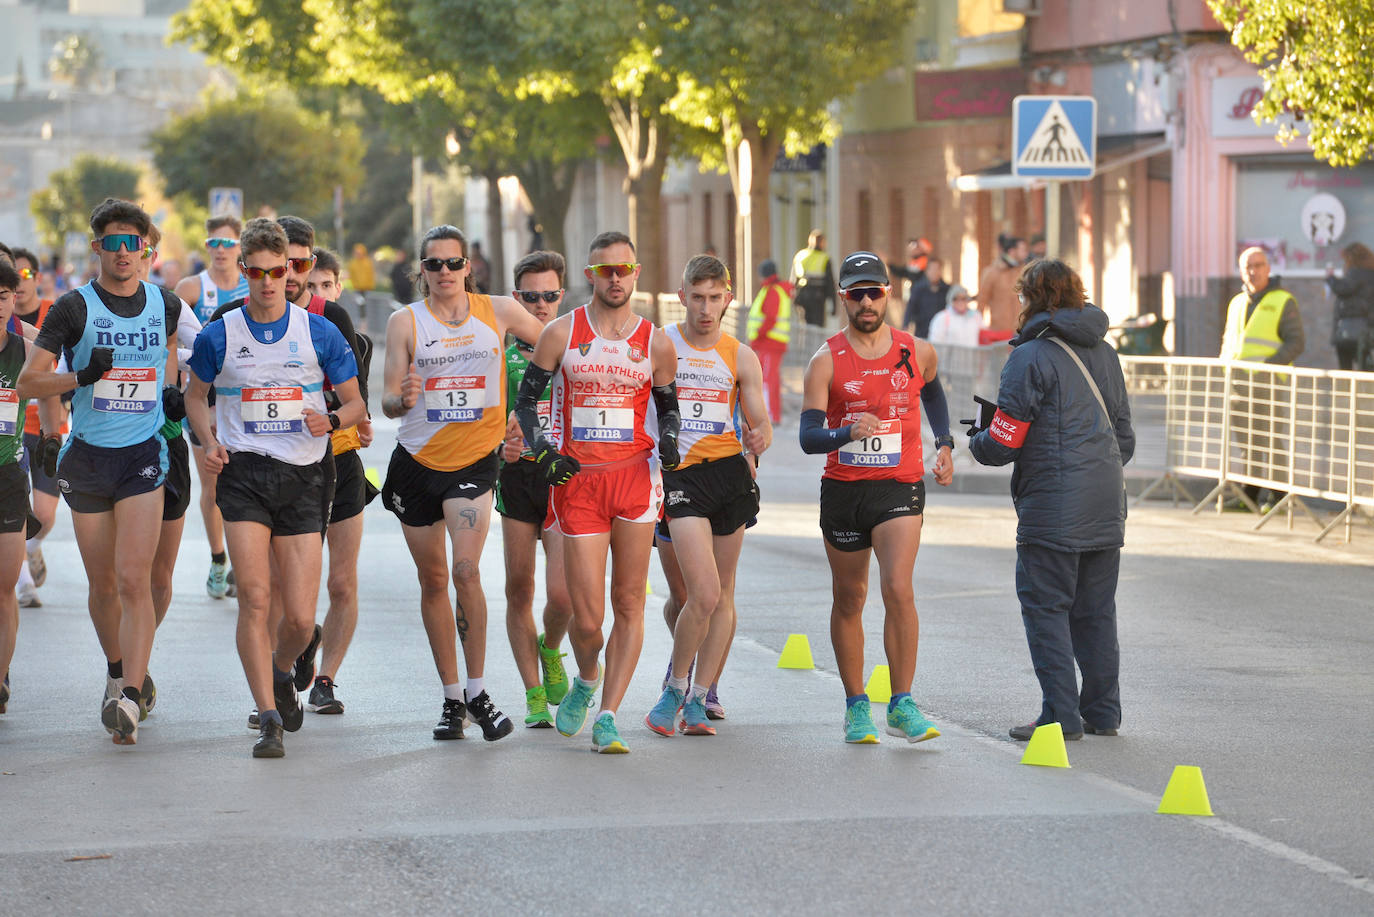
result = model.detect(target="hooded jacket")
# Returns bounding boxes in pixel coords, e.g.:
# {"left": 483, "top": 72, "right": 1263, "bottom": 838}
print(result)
{"left": 970, "top": 305, "right": 1135, "bottom": 552}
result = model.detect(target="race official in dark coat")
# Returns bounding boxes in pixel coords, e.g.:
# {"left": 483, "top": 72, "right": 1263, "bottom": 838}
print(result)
{"left": 968, "top": 259, "right": 1134, "bottom": 741}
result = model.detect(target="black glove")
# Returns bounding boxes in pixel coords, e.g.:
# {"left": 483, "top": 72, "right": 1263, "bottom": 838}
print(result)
{"left": 960, "top": 396, "right": 999, "bottom": 438}
{"left": 38, "top": 433, "right": 61, "bottom": 478}
{"left": 658, "top": 430, "right": 681, "bottom": 471}
{"left": 162, "top": 385, "right": 186, "bottom": 422}
{"left": 75, "top": 347, "right": 114, "bottom": 387}
{"left": 535, "top": 445, "right": 580, "bottom": 486}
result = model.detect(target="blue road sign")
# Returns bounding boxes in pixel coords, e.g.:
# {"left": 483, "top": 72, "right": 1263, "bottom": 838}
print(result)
{"left": 209, "top": 187, "right": 244, "bottom": 219}
{"left": 1013, "top": 96, "right": 1096, "bottom": 179}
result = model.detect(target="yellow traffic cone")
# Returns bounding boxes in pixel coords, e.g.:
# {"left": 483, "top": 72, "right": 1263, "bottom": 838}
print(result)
{"left": 1019, "top": 723, "right": 1071, "bottom": 768}
{"left": 777, "top": 634, "right": 814, "bottom": 669}
{"left": 1157, "top": 765, "right": 1214, "bottom": 816}
{"left": 364, "top": 466, "right": 382, "bottom": 489}
{"left": 865, "top": 665, "right": 891, "bottom": 704}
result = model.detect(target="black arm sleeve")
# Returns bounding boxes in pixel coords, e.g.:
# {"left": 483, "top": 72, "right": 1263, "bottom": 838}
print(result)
{"left": 919, "top": 374, "right": 951, "bottom": 438}
{"left": 514, "top": 363, "right": 556, "bottom": 452}
{"left": 652, "top": 381, "right": 680, "bottom": 444}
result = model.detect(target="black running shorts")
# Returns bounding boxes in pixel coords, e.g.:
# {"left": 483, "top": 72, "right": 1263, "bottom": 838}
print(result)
{"left": 382, "top": 445, "right": 497, "bottom": 528}
{"left": 662, "top": 453, "right": 759, "bottom": 537}
{"left": 495, "top": 458, "right": 550, "bottom": 526}
{"left": 216, "top": 450, "right": 332, "bottom": 537}
{"left": 818, "top": 477, "right": 925, "bottom": 552}
{"left": 162, "top": 433, "right": 191, "bottom": 522}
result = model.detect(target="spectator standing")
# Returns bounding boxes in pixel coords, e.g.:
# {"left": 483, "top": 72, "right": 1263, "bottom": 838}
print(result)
{"left": 977, "top": 234, "right": 1028, "bottom": 334}
{"left": 348, "top": 244, "right": 376, "bottom": 299}
{"left": 390, "top": 249, "right": 414, "bottom": 305}
{"left": 927, "top": 285, "right": 982, "bottom": 347}
{"left": 968, "top": 259, "right": 1135, "bottom": 742}
{"left": 1325, "top": 242, "right": 1374, "bottom": 371}
{"left": 791, "top": 230, "right": 836, "bottom": 327}
{"left": 747, "top": 259, "right": 792, "bottom": 424}
{"left": 469, "top": 241, "right": 492, "bottom": 293}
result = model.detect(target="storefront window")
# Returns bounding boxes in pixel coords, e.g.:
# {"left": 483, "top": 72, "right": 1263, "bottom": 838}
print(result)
{"left": 1234, "top": 158, "right": 1374, "bottom": 275}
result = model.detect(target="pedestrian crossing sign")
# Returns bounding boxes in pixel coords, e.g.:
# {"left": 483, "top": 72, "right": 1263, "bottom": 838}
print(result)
{"left": 1012, "top": 96, "right": 1096, "bottom": 179}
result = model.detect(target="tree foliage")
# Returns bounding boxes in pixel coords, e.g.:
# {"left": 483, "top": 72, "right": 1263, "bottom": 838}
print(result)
{"left": 29, "top": 154, "right": 141, "bottom": 250}
{"left": 1208, "top": 1, "right": 1374, "bottom": 165}
{"left": 148, "top": 95, "right": 364, "bottom": 219}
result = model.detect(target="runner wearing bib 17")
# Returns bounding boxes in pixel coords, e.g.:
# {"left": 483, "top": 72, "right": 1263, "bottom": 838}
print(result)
{"left": 799, "top": 251, "right": 954, "bottom": 747}
{"left": 380, "top": 224, "right": 546, "bottom": 745}
{"left": 512, "top": 231, "right": 683, "bottom": 755}
{"left": 644, "top": 255, "right": 772, "bottom": 740}
{"left": 19, "top": 198, "right": 180, "bottom": 747}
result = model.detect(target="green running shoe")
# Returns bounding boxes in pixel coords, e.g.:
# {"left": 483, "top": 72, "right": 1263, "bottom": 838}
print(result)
{"left": 644, "top": 684, "right": 685, "bottom": 736}
{"left": 591, "top": 712, "right": 629, "bottom": 754}
{"left": 524, "top": 684, "right": 553, "bottom": 728}
{"left": 844, "top": 698, "right": 881, "bottom": 745}
{"left": 885, "top": 696, "right": 940, "bottom": 743}
{"left": 679, "top": 694, "right": 716, "bottom": 736}
{"left": 555, "top": 665, "right": 601, "bottom": 737}
{"left": 539, "top": 633, "right": 569, "bottom": 706}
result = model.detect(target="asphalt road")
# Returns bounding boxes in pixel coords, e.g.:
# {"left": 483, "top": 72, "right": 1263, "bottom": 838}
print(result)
{"left": 3, "top": 415, "right": 1372, "bottom": 915}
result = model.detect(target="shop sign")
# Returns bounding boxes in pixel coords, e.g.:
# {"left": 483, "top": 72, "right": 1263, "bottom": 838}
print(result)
{"left": 916, "top": 68, "right": 1024, "bottom": 122}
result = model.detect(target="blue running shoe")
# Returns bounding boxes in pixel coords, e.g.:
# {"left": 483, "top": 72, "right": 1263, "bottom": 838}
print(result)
{"left": 679, "top": 694, "right": 716, "bottom": 736}
{"left": 644, "top": 685, "right": 685, "bottom": 737}
{"left": 844, "top": 699, "right": 881, "bottom": 745}
{"left": 885, "top": 696, "right": 940, "bottom": 743}
{"left": 555, "top": 665, "right": 601, "bottom": 737}
{"left": 592, "top": 712, "right": 629, "bottom": 754}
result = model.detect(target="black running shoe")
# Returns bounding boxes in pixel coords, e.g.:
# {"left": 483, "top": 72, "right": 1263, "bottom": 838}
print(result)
{"left": 253, "top": 719, "right": 284, "bottom": 758}
{"left": 308, "top": 676, "right": 344, "bottom": 714}
{"left": 1, "top": 673, "right": 9, "bottom": 714}
{"left": 465, "top": 690, "right": 514, "bottom": 742}
{"left": 433, "top": 698, "right": 467, "bottom": 740}
{"left": 273, "top": 678, "right": 304, "bottom": 733}
{"left": 293, "top": 624, "right": 322, "bottom": 691}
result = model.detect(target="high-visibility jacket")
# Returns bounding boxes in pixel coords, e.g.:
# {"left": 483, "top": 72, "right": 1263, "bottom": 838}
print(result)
{"left": 748, "top": 279, "right": 792, "bottom": 345}
{"left": 1221, "top": 288, "right": 1291, "bottom": 363}
{"left": 792, "top": 248, "right": 829, "bottom": 284}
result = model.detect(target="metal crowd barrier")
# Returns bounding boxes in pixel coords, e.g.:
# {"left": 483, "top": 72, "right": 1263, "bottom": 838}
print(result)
{"left": 1122, "top": 357, "right": 1374, "bottom": 543}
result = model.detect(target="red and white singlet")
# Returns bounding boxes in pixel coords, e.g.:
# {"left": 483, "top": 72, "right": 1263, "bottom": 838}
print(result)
{"left": 824, "top": 328, "right": 925, "bottom": 483}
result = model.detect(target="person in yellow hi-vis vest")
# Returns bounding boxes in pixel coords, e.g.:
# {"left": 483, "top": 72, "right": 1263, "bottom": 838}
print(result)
{"left": 747, "top": 259, "right": 791, "bottom": 423}
{"left": 1220, "top": 246, "right": 1305, "bottom": 509}
{"left": 791, "top": 230, "right": 835, "bottom": 327}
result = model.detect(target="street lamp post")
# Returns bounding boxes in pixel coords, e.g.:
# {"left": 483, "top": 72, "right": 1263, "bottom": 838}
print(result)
{"left": 738, "top": 138, "right": 753, "bottom": 308}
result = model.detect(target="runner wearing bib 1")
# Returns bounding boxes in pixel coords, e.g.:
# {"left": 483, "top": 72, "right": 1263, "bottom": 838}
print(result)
{"left": 547, "top": 305, "right": 660, "bottom": 536}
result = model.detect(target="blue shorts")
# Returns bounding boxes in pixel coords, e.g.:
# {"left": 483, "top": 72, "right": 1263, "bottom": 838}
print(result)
{"left": 57, "top": 435, "right": 167, "bottom": 513}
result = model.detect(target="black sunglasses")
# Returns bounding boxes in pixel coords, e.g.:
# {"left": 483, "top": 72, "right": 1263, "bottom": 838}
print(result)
{"left": 421, "top": 256, "right": 468, "bottom": 273}
{"left": 514, "top": 290, "right": 562, "bottom": 304}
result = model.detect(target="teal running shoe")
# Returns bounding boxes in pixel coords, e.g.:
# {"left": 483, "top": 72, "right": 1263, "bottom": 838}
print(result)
{"left": 591, "top": 712, "right": 629, "bottom": 754}
{"left": 539, "top": 633, "right": 568, "bottom": 706}
{"left": 555, "top": 665, "right": 601, "bottom": 737}
{"left": 679, "top": 694, "right": 716, "bottom": 736}
{"left": 644, "top": 685, "right": 685, "bottom": 736}
{"left": 885, "top": 696, "right": 940, "bottom": 743}
{"left": 844, "top": 699, "right": 881, "bottom": 745}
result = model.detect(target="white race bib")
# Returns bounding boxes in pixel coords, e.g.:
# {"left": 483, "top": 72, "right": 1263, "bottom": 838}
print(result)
{"left": 678, "top": 386, "right": 730, "bottom": 435}
{"left": 0, "top": 389, "right": 17, "bottom": 436}
{"left": 242, "top": 386, "right": 304, "bottom": 434}
{"left": 838, "top": 418, "right": 902, "bottom": 467}
{"left": 571, "top": 392, "right": 634, "bottom": 443}
{"left": 93, "top": 367, "right": 157, "bottom": 414}
{"left": 425, "top": 375, "right": 483, "bottom": 423}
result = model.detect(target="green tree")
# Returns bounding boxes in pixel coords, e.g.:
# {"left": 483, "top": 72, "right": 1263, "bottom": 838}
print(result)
{"left": 1207, "top": 1, "right": 1374, "bottom": 165}
{"left": 29, "top": 154, "right": 141, "bottom": 250}
{"left": 147, "top": 94, "right": 364, "bottom": 219}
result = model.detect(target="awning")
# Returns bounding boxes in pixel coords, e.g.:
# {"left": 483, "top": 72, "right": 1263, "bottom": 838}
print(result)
{"left": 950, "top": 132, "right": 1170, "bottom": 191}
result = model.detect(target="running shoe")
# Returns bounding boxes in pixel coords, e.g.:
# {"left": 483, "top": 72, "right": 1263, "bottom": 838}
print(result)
{"left": 538, "top": 633, "right": 568, "bottom": 706}
{"left": 465, "top": 690, "right": 514, "bottom": 741}
{"left": 293, "top": 624, "right": 322, "bottom": 691}
{"left": 844, "top": 700, "right": 881, "bottom": 745}
{"left": 679, "top": 694, "right": 716, "bottom": 736}
{"left": 644, "top": 684, "right": 685, "bottom": 737}
{"left": 308, "top": 676, "right": 344, "bottom": 714}
{"left": 101, "top": 675, "right": 122, "bottom": 734}
{"left": 225, "top": 568, "right": 237, "bottom": 598}
{"left": 703, "top": 686, "right": 726, "bottom": 720}
{"left": 524, "top": 684, "right": 553, "bottom": 728}
{"left": 591, "top": 712, "right": 629, "bottom": 754}
{"left": 111, "top": 696, "right": 139, "bottom": 745}
{"left": 885, "top": 696, "right": 940, "bottom": 743}
{"left": 253, "top": 719, "right": 284, "bottom": 758}
{"left": 26, "top": 544, "right": 45, "bottom": 587}
{"left": 433, "top": 698, "right": 467, "bottom": 740}
{"left": 139, "top": 672, "right": 156, "bottom": 721}
{"left": 17, "top": 583, "right": 40, "bottom": 608}
{"left": 206, "top": 560, "right": 229, "bottom": 599}
{"left": 555, "top": 666, "right": 601, "bottom": 738}
{"left": 1, "top": 673, "right": 10, "bottom": 714}
{"left": 247, "top": 708, "right": 259, "bottom": 730}
{"left": 273, "top": 677, "right": 304, "bottom": 733}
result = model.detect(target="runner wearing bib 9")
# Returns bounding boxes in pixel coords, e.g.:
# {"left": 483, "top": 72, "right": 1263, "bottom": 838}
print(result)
{"left": 799, "top": 251, "right": 954, "bottom": 747}
{"left": 380, "top": 224, "right": 546, "bottom": 744}
{"left": 19, "top": 198, "right": 180, "bottom": 746}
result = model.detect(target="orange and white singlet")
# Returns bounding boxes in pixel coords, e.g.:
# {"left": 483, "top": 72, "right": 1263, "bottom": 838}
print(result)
{"left": 396, "top": 295, "right": 504, "bottom": 471}
{"left": 824, "top": 328, "right": 925, "bottom": 483}
{"left": 664, "top": 323, "right": 740, "bottom": 467}
{"left": 550, "top": 306, "right": 655, "bottom": 466}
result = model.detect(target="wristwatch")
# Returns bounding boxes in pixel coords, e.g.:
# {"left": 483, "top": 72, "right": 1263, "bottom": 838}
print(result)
{"left": 328, "top": 412, "right": 342, "bottom": 431}
{"left": 934, "top": 434, "right": 955, "bottom": 451}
